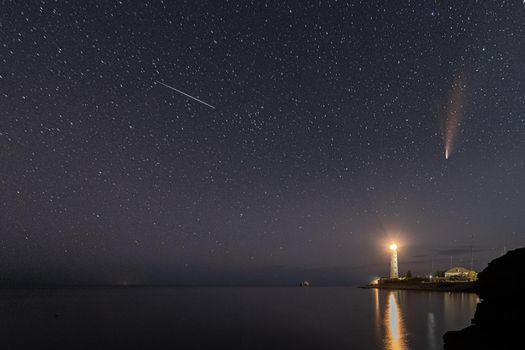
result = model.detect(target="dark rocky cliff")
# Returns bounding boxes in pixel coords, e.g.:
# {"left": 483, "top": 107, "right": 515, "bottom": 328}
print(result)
{"left": 443, "top": 247, "right": 525, "bottom": 349}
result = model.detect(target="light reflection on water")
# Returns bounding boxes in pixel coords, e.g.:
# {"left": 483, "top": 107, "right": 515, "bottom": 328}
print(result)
{"left": 374, "top": 290, "right": 478, "bottom": 350}
{"left": 427, "top": 312, "right": 437, "bottom": 350}
{"left": 385, "top": 292, "right": 408, "bottom": 350}
{"left": 0, "top": 287, "right": 478, "bottom": 349}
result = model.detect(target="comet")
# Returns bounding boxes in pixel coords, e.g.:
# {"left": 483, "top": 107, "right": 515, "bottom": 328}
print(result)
{"left": 155, "top": 80, "right": 215, "bottom": 109}
{"left": 440, "top": 75, "right": 466, "bottom": 159}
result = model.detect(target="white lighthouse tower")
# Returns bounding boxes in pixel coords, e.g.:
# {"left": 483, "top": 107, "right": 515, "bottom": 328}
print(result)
{"left": 389, "top": 243, "right": 399, "bottom": 279}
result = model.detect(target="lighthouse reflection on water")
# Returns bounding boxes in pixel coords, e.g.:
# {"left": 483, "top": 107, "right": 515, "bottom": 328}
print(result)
{"left": 375, "top": 290, "right": 407, "bottom": 350}
{"left": 373, "top": 286, "right": 478, "bottom": 349}
{"left": 386, "top": 292, "right": 408, "bottom": 350}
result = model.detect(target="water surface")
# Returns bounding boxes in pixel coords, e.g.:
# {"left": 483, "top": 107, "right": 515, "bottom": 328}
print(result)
{"left": 0, "top": 287, "right": 477, "bottom": 349}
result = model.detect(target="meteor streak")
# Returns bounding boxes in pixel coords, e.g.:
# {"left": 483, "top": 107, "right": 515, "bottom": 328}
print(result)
{"left": 156, "top": 80, "right": 215, "bottom": 109}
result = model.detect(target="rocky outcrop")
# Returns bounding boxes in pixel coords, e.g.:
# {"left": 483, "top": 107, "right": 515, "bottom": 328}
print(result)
{"left": 443, "top": 247, "right": 525, "bottom": 349}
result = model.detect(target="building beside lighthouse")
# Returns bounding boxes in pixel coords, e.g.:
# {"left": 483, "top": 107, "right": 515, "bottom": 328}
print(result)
{"left": 444, "top": 266, "right": 477, "bottom": 281}
{"left": 389, "top": 243, "right": 399, "bottom": 279}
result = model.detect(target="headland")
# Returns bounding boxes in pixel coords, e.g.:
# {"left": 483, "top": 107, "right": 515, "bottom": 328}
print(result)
{"left": 361, "top": 279, "right": 476, "bottom": 292}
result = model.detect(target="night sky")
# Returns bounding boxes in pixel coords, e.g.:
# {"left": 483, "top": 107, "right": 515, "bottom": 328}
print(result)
{"left": 1, "top": 1, "right": 524, "bottom": 286}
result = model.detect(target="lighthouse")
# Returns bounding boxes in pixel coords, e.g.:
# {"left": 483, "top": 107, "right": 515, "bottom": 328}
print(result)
{"left": 389, "top": 243, "right": 399, "bottom": 279}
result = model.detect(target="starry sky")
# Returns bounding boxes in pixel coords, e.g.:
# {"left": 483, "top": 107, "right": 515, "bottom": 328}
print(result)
{"left": 1, "top": 1, "right": 524, "bottom": 286}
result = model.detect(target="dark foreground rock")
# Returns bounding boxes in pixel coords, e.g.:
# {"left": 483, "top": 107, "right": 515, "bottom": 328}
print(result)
{"left": 443, "top": 247, "right": 525, "bottom": 349}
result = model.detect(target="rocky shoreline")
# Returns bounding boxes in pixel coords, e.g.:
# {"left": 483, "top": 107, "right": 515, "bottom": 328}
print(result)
{"left": 443, "top": 247, "right": 525, "bottom": 349}
{"left": 361, "top": 281, "right": 475, "bottom": 293}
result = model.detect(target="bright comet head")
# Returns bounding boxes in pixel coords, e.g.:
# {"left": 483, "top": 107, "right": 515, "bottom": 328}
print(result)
{"left": 389, "top": 243, "right": 398, "bottom": 251}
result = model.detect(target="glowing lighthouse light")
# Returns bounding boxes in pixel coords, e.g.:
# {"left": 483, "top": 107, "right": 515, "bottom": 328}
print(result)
{"left": 389, "top": 243, "right": 399, "bottom": 279}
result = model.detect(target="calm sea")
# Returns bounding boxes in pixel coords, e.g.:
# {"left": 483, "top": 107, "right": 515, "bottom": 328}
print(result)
{"left": 0, "top": 287, "right": 477, "bottom": 349}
